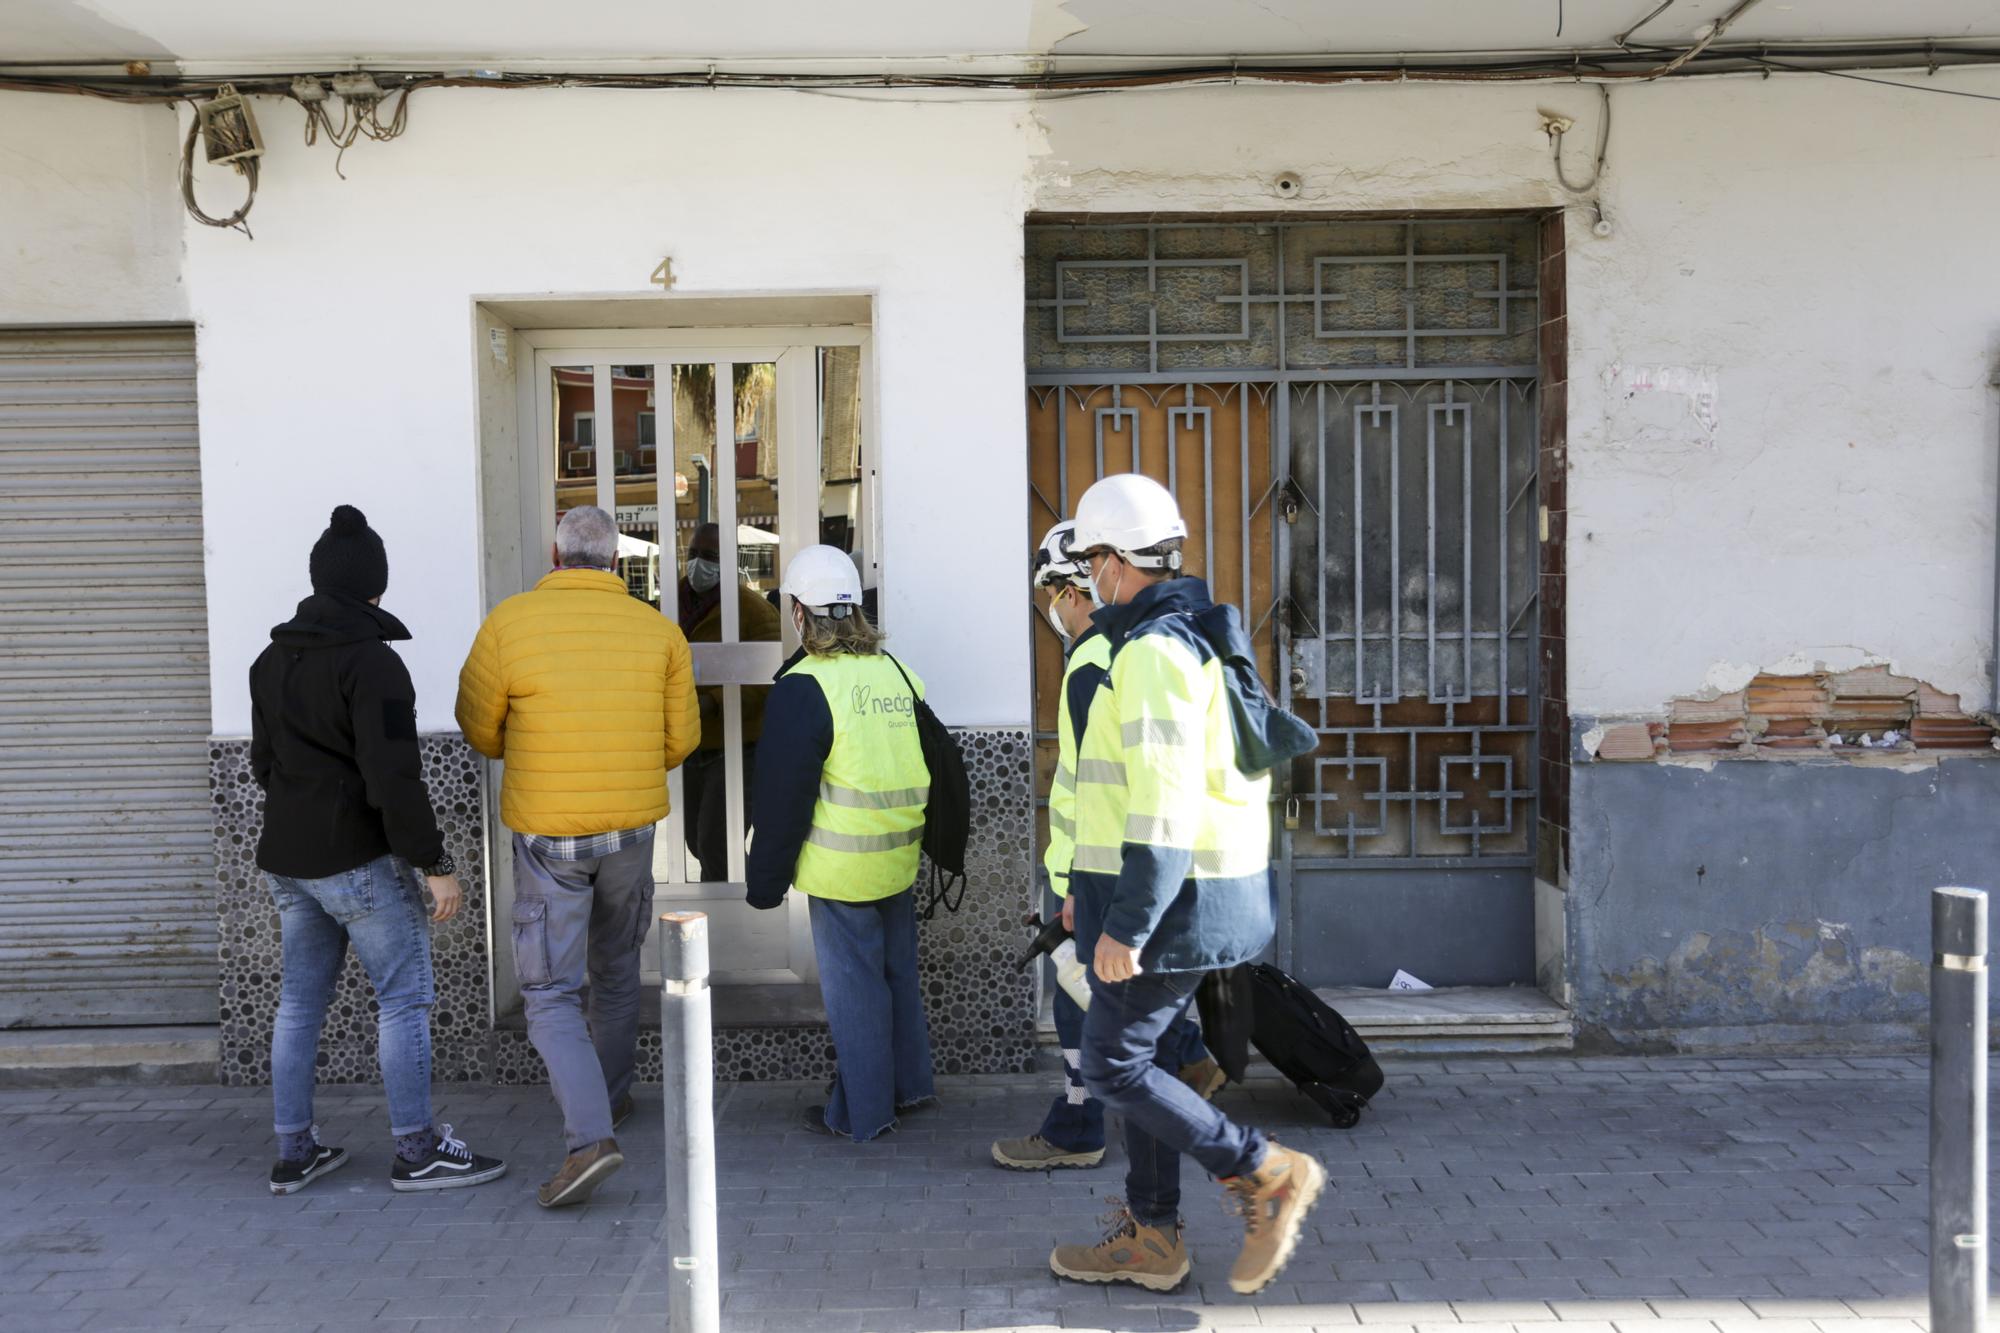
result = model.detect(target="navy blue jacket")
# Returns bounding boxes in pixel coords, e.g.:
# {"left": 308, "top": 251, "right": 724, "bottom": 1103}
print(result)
{"left": 745, "top": 649, "right": 831, "bottom": 910}
{"left": 1063, "top": 627, "right": 1108, "bottom": 754}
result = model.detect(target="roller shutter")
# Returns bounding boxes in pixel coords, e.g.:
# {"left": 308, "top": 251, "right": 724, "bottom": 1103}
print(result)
{"left": 0, "top": 326, "right": 216, "bottom": 1025}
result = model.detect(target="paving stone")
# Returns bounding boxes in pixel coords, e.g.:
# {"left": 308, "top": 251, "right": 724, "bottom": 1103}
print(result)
{"left": 0, "top": 1060, "right": 1958, "bottom": 1330}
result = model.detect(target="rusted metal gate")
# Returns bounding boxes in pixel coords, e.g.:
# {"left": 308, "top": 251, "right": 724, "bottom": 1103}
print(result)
{"left": 1026, "top": 218, "right": 1541, "bottom": 986}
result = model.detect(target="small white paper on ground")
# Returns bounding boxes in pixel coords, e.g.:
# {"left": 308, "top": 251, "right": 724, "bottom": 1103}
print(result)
{"left": 1389, "top": 969, "right": 1432, "bottom": 991}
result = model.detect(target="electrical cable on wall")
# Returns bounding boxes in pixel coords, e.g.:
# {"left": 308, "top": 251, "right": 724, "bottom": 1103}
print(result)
{"left": 1548, "top": 82, "right": 1611, "bottom": 193}
{"left": 295, "top": 75, "right": 416, "bottom": 178}
{"left": 179, "top": 83, "right": 262, "bottom": 236}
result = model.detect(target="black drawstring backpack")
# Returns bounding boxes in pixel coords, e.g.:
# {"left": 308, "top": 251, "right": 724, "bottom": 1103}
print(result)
{"left": 886, "top": 655, "right": 971, "bottom": 918}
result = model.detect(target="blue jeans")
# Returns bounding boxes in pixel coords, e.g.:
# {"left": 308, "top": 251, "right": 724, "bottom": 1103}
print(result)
{"left": 1038, "top": 890, "right": 1211, "bottom": 1154}
{"left": 809, "top": 890, "right": 936, "bottom": 1141}
{"left": 1081, "top": 968, "right": 1266, "bottom": 1227}
{"left": 267, "top": 855, "right": 435, "bottom": 1138}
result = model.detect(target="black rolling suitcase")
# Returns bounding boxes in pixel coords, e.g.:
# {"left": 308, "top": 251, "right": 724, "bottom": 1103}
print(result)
{"left": 1246, "top": 962, "right": 1384, "bottom": 1128}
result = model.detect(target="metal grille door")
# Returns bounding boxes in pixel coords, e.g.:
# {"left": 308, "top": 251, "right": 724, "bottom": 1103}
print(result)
{"left": 1026, "top": 218, "right": 1542, "bottom": 987}
{"left": 0, "top": 327, "right": 217, "bottom": 1025}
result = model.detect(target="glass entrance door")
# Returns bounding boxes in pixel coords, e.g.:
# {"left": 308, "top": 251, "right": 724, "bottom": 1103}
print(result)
{"left": 524, "top": 334, "right": 872, "bottom": 987}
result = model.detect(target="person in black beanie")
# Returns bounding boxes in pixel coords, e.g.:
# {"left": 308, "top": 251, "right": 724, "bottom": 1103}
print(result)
{"left": 249, "top": 504, "right": 506, "bottom": 1195}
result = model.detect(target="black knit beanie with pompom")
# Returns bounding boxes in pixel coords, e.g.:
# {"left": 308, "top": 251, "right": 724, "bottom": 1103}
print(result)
{"left": 309, "top": 505, "right": 390, "bottom": 601}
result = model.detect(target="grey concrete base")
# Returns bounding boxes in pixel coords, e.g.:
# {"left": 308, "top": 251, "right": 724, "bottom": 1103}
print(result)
{"left": 0, "top": 1025, "right": 219, "bottom": 1087}
{"left": 1570, "top": 753, "right": 2000, "bottom": 1051}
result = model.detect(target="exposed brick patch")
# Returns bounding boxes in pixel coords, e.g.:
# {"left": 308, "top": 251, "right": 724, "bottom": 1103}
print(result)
{"left": 1634, "top": 665, "right": 1999, "bottom": 760}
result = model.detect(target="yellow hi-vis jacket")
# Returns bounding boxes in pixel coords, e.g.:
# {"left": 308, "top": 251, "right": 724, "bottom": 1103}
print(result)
{"left": 1044, "top": 629, "right": 1112, "bottom": 900}
{"left": 1070, "top": 578, "right": 1276, "bottom": 974}
{"left": 745, "top": 652, "right": 931, "bottom": 904}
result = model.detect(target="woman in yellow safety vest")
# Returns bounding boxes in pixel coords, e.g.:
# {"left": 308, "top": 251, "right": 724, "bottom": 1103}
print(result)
{"left": 745, "top": 545, "right": 937, "bottom": 1140}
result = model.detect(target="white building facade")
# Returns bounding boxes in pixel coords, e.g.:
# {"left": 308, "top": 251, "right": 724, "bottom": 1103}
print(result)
{"left": 6, "top": 0, "right": 2000, "bottom": 1066}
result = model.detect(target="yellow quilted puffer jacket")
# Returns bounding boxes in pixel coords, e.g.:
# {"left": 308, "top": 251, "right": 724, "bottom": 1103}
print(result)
{"left": 455, "top": 568, "right": 700, "bottom": 836}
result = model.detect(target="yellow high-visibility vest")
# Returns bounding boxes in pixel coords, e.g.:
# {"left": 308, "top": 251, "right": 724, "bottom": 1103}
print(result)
{"left": 1045, "top": 632, "right": 1112, "bottom": 899}
{"left": 1072, "top": 633, "right": 1271, "bottom": 887}
{"left": 786, "top": 653, "right": 931, "bottom": 902}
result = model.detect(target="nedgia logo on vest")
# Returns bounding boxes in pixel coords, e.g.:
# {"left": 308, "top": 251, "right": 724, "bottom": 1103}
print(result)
{"left": 849, "top": 684, "right": 915, "bottom": 719}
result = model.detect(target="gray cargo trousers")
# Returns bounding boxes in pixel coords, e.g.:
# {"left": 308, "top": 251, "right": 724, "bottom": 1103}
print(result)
{"left": 511, "top": 833, "right": 655, "bottom": 1151}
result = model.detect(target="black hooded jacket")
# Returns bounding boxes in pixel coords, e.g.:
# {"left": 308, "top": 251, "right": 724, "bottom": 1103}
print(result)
{"left": 248, "top": 594, "right": 445, "bottom": 879}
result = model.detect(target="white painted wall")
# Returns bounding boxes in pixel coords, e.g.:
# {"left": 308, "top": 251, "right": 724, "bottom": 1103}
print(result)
{"left": 1031, "top": 73, "right": 2000, "bottom": 716}
{"left": 0, "top": 94, "right": 185, "bottom": 323}
{"left": 6, "top": 71, "right": 1999, "bottom": 734}
{"left": 173, "top": 89, "right": 1034, "bottom": 733}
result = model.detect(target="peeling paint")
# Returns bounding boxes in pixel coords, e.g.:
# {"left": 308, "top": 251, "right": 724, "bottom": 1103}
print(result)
{"left": 1611, "top": 362, "right": 1720, "bottom": 441}
{"left": 1599, "top": 921, "right": 1928, "bottom": 1034}
{"left": 1703, "top": 661, "right": 1760, "bottom": 696}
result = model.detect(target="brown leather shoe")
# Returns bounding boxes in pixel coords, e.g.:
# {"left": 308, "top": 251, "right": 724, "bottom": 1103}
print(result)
{"left": 536, "top": 1138, "right": 624, "bottom": 1209}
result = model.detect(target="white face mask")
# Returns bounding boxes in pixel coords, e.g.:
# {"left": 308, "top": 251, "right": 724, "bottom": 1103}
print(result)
{"left": 1045, "top": 593, "right": 1071, "bottom": 642}
{"left": 1089, "top": 557, "right": 1121, "bottom": 610}
{"left": 687, "top": 557, "right": 721, "bottom": 594}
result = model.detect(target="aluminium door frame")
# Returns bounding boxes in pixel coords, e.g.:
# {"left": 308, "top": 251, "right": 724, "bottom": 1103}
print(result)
{"left": 491, "top": 326, "right": 876, "bottom": 1002}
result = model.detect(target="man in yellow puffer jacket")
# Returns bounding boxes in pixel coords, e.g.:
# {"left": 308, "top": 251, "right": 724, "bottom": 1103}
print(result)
{"left": 454, "top": 505, "right": 698, "bottom": 1209}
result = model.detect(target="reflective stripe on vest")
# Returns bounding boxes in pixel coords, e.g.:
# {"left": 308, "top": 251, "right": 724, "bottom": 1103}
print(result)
{"left": 786, "top": 654, "right": 931, "bottom": 902}
{"left": 1043, "top": 633, "right": 1112, "bottom": 899}
{"left": 819, "top": 781, "right": 931, "bottom": 810}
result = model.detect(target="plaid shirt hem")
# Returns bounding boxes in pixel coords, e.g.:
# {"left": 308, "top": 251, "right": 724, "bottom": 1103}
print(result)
{"left": 519, "top": 825, "right": 655, "bottom": 861}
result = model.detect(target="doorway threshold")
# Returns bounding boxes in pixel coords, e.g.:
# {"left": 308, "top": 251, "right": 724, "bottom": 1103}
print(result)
{"left": 1319, "top": 985, "right": 1572, "bottom": 1054}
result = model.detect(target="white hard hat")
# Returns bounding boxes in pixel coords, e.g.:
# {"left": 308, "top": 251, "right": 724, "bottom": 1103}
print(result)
{"left": 780, "top": 544, "right": 864, "bottom": 613}
{"left": 1032, "top": 521, "right": 1091, "bottom": 591}
{"left": 1070, "top": 473, "right": 1188, "bottom": 571}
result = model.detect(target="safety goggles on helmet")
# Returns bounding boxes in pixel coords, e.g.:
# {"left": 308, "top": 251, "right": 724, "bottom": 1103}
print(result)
{"left": 1032, "top": 521, "right": 1092, "bottom": 592}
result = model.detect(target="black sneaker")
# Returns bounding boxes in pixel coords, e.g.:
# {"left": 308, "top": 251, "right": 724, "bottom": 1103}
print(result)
{"left": 389, "top": 1124, "right": 507, "bottom": 1192}
{"left": 269, "top": 1132, "right": 347, "bottom": 1196}
{"left": 801, "top": 1104, "right": 838, "bottom": 1136}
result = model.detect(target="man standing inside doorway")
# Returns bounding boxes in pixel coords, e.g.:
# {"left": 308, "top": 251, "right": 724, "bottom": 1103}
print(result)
{"left": 676, "top": 522, "right": 780, "bottom": 883}
{"left": 456, "top": 505, "right": 699, "bottom": 1207}
{"left": 1051, "top": 474, "right": 1325, "bottom": 1296}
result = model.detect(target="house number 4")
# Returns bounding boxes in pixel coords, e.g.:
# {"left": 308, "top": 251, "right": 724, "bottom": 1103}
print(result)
{"left": 650, "top": 258, "right": 674, "bottom": 290}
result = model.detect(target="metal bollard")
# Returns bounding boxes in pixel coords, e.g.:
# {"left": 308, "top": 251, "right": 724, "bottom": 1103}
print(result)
{"left": 660, "top": 912, "right": 720, "bottom": 1333}
{"left": 1931, "top": 887, "right": 1987, "bottom": 1333}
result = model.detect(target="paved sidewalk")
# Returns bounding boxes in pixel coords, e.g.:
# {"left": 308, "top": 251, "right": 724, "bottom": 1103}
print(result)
{"left": 0, "top": 1054, "right": 1984, "bottom": 1332}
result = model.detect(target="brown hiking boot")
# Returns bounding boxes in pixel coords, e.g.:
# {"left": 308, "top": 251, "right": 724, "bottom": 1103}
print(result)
{"left": 536, "top": 1138, "right": 624, "bottom": 1209}
{"left": 1222, "top": 1142, "right": 1327, "bottom": 1294}
{"left": 991, "top": 1134, "right": 1104, "bottom": 1170}
{"left": 1049, "top": 1199, "right": 1189, "bottom": 1292}
{"left": 1177, "top": 1056, "right": 1227, "bottom": 1101}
